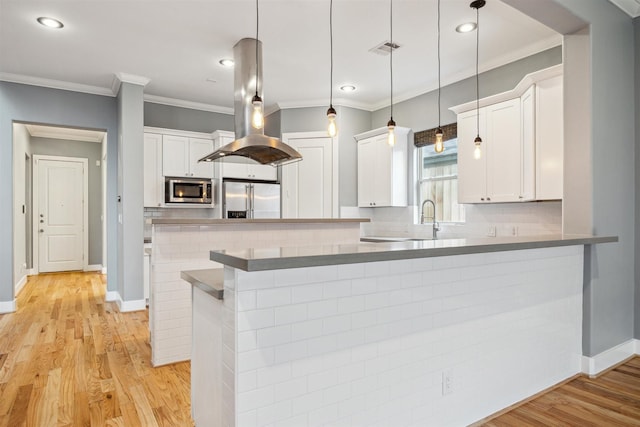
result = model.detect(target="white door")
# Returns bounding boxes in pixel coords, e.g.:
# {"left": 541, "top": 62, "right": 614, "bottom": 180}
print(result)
{"left": 36, "top": 157, "right": 86, "bottom": 273}
{"left": 282, "top": 133, "right": 335, "bottom": 218}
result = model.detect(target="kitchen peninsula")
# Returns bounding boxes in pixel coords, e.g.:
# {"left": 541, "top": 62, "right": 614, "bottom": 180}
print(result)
{"left": 191, "top": 234, "right": 616, "bottom": 427}
{"left": 149, "top": 218, "right": 369, "bottom": 366}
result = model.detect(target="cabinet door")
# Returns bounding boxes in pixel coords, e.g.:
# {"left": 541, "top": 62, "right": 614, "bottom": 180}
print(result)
{"left": 357, "top": 138, "right": 376, "bottom": 207}
{"left": 536, "top": 76, "right": 563, "bottom": 200}
{"left": 457, "top": 109, "right": 487, "bottom": 203}
{"left": 189, "top": 138, "right": 214, "bottom": 179}
{"left": 486, "top": 98, "right": 521, "bottom": 203}
{"left": 162, "top": 135, "right": 189, "bottom": 177}
{"left": 249, "top": 163, "right": 278, "bottom": 181}
{"left": 373, "top": 135, "right": 393, "bottom": 207}
{"left": 222, "top": 157, "right": 249, "bottom": 179}
{"left": 143, "top": 133, "right": 163, "bottom": 207}
{"left": 520, "top": 86, "right": 536, "bottom": 201}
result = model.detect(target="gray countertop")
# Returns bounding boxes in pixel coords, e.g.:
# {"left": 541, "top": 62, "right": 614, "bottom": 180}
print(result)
{"left": 210, "top": 234, "right": 618, "bottom": 272}
{"left": 181, "top": 269, "right": 224, "bottom": 299}
{"left": 152, "top": 218, "right": 370, "bottom": 225}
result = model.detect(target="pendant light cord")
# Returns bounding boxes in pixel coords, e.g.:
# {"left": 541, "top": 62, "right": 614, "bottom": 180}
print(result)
{"left": 255, "top": 0, "right": 260, "bottom": 98}
{"left": 437, "top": 0, "right": 441, "bottom": 128}
{"left": 475, "top": 4, "right": 480, "bottom": 138}
{"left": 390, "top": 0, "right": 394, "bottom": 120}
{"left": 330, "top": 0, "right": 333, "bottom": 107}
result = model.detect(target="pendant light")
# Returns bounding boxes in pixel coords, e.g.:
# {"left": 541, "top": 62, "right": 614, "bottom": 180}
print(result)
{"left": 434, "top": 0, "right": 444, "bottom": 154}
{"left": 471, "top": 0, "right": 485, "bottom": 160}
{"left": 326, "top": 0, "right": 337, "bottom": 137}
{"left": 387, "top": 0, "right": 396, "bottom": 146}
{"left": 251, "top": 0, "right": 264, "bottom": 130}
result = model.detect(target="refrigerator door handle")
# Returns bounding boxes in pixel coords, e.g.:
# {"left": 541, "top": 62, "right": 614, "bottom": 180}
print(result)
{"left": 250, "top": 184, "right": 255, "bottom": 218}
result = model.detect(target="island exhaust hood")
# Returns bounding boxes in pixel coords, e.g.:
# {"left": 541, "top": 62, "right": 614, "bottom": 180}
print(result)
{"left": 199, "top": 38, "right": 302, "bottom": 166}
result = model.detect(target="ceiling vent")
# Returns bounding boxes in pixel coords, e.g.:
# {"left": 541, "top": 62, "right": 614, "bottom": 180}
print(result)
{"left": 369, "top": 40, "right": 401, "bottom": 56}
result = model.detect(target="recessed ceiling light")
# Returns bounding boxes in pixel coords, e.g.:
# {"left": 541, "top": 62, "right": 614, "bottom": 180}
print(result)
{"left": 37, "top": 17, "right": 64, "bottom": 29}
{"left": 456, "top": 22, "right": 477, "bottom": 33}
{"left": 340, "top": 85, "right": 356, "bottom": 92}
{"left": 219, "top": 58, "right": 234, "bottom": 67}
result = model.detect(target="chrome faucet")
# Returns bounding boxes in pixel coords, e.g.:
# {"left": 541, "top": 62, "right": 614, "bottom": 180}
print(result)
{"left": 420, "top": 199, "right": 440, "bottom": 239}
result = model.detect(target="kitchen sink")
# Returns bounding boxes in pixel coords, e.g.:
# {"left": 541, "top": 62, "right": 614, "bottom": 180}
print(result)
{"left": 360, "top": 237, "right": 432, "bottom": 243}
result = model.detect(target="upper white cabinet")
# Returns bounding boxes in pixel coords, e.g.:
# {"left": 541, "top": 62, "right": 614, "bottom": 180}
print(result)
{"left": 355, "top": 127, "right": 410, "bottom": 208}
{"left": 452, "top": 65, "right": 563, "bottom": 203}
{"left": 162, "top": 135, "right": 214, "bottom": 179}
{"left": 214, "top": 130, "right": 278, "bottom": 181}
{"left": 143, "top": 133, "right": 163, "bottom": 207}
{"left": 534, "top": 75, "right": 563, "bottom": 200}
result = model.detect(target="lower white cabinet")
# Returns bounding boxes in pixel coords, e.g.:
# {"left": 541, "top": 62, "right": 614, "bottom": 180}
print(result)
{"left": 143, "top": 133, "right": 163, "bottom": 207}
{"left": 356, "top": 127, "right": 409, "bottom": 207}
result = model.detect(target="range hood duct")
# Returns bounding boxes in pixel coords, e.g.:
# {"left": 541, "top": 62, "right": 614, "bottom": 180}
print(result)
{"left": 199, "top": 38, "right": 302, "bottom": 166}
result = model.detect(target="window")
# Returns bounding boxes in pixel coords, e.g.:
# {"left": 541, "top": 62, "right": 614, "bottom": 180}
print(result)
{"left": 418, "top": 139, "right": 465, "bottom": 223}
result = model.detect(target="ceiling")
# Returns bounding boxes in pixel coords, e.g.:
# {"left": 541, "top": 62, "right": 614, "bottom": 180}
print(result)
{"left": 0, "top": 1, "right": 572, "bottom": 113}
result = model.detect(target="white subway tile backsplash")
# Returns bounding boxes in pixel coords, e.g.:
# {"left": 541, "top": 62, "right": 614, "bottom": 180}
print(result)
{"left": 238, "top": 308, "right": 275, "bottom": 332}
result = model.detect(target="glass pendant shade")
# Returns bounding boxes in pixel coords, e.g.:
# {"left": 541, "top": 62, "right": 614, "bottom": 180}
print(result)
{"left": 251, "top": 94, "right": 264, "bottom": 129}
{"left": 327, "top": 106, "right": 337, "bottom": 137}
{"left": 387, "top": 118, "right": 396, "bottom": 146}
{"left": 434, "top": 127, "right": 444, "bottom": 153}
{"left": 473, "top": 135, "right": 482, "bottom": 159}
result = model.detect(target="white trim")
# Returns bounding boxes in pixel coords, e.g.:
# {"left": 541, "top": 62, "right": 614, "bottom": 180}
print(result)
{"left": 114, "top": 72, "right": 150, "bottom": 88}
{"left": 33, "top": 155, "right": 90, "bottom": 273}
{"left": 101, "top": 267, "right": 107, "bottom": 274}
{"left": 449, "top": 64, "right": 564, "bottom": 114}
{"left": 15, "top": 275, "right": 28, "bottom": 296}
{"left": 608, "top": 0, "right": 640, "bottom": 17}
{"left": 0, "top": 72, "right": 114, "bottom": 97}
{"left": 144, "top": 95, "right": 234, "bottom": 115}
{"left": 144, "top": 126, "right": 217, "bottom": 140}
{"left": 0, "top": 299, "right": 17, "bottom": 314}
{"left": 105, "top": 290, "right": 119, "bottom": 302}
{"left": 117, "top": 298, "right": 147, "bottom": 312}
{"left": 581, "top": 339, "right": 640, "bottom": 376}
{"left": 274, "top": 98, "right": 374, "bottom": 113}
{"left": 85, "top": 264, "right": 103, "bottom": 272}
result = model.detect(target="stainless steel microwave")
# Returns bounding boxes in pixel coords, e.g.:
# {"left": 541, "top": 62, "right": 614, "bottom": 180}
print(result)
{"left": 165, "top": 178, "right": 213, "bottom": 204}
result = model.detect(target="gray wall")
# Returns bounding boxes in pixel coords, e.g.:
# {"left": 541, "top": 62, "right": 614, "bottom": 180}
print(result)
{"left": 0, "top": 82, "right": 118, "bottom": 304}
{"left": 537, "top": 0, "right": 635, "bottom": 356}
{"left": 118, "top": 83, "right": 145, "bottom": 301}
{"left": 265, "top": 109, "right": 282, "bottom": 138}
{"left": 635, "top": 15, "right": 640, "bottom": 340}
{"left": 144, "top": 102, "right": 234, "bottom": 133}
{"left": 30, "top": 137, "right": 103, "bottom": 265}
{"left": 371, "top": 46, "right": 562, "bottom": 130}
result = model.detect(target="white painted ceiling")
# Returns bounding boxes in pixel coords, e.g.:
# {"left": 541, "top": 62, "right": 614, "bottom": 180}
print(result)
{"left": 0, "top": 0, "right": 566, "bottom": 113}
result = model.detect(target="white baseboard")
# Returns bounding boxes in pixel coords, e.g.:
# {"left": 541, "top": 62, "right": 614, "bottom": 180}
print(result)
{"left": 117, "top": 297, "right": 147, "bottom": 312}
{"left": 105, "top": 290, "right": 119, "bottom": 302}
{"left": 15, "top": 275, "right": 28, "bottom": 296}
{"left": 101, "top": 267, "right": 107, "bottom": 274}
{"left": 581, "top": 339, "right": 640, "bottom": 376}
{"left": 85, "top": 264, "right": 103, "bottom": 272}
{"left": 0, "top": 299, "right": 17, "bottom": 314}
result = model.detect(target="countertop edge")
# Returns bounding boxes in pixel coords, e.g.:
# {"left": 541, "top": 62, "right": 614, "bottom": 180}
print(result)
{"left": 180, "top": 269, "right": 224, "bottom": 300}
{"left": 210, "top": 235, "right": 618, "bottom": 272}
{"left": 152, "top": 218, "right": 370, "bottom": 225}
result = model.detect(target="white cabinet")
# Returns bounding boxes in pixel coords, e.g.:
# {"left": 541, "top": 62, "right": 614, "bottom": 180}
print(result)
{"left": 215, "top": 131, "right": 278, "bottom": 181}
{"left": 162, "top": 135, "right": 214, "bottom": 179}
{"left": 143, "top": 133, "right": 163, "bottom": 207}
{"left": 453, "top": 66, "right": 564, "bottom": 204}
{"left": 356, "top": 127, "right": 409, "bottom": 207}
{"left": 457, "top": 98, "right": 530, "bottom": 203}
{"left": 534, "top": 75, "right": 563, "bottom": 200}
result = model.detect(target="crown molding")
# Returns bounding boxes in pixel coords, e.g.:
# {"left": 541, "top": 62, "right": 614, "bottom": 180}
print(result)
{"left": 608, "top": 0, "right": 640, "bottom": 17}
{"left": 0, "top": 72, "right": 114, "bottom": 97}
{"left": 112, "top": 72, "right": 150, "bottom": 95}
{"left": 273, "top": 98, "right": 374, "bottom": 113}
{"left": 144, "top": 94, "right": 234, "bottom": 115}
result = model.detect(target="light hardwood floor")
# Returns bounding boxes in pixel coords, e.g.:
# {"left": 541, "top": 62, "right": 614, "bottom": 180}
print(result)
{"left": 0, "top": 272, "right": 193, "bottom": 427}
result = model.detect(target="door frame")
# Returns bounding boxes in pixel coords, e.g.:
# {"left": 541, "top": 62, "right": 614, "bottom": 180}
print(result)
{"left": 32, "top": 154, "right": 89, "bottom": 274}
{"left": 281, "top": 131, "right": 339, "bottom": 218}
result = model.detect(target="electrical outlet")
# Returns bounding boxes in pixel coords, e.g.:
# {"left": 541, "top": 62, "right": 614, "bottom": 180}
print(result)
{"left": 442, "top": 369, "right": 454, "bottom": 395}
{"left": 486, "top": 226, "right": 496, "bottom": 237}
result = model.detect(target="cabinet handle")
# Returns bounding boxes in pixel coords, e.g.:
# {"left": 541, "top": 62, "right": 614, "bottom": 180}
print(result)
{"left": 487, "top": 197, "right": 491, "bottom": 201}
{"left": 519, "top": 195, "right": 523, "bottom": 199}
{"left": 481, "top": 198, "right": 485, "bottom": 201}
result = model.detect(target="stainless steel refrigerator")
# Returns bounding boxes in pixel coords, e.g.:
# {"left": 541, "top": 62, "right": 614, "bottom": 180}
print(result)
{"left": 223, "top": 181, "right": 281, "bottom": 219}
